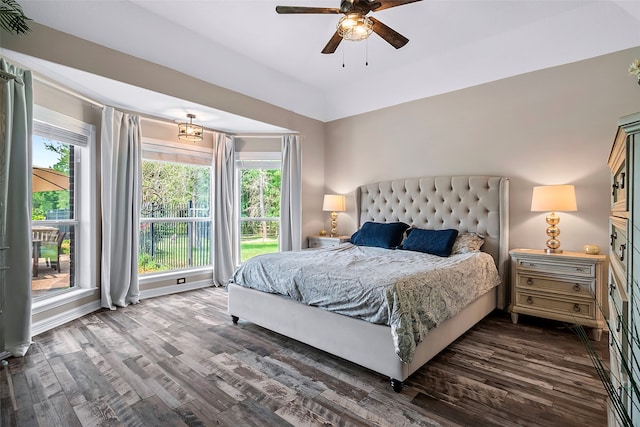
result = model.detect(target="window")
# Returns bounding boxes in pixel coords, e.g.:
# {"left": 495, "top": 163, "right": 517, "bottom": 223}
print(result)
{"left": 139, "top": 149, "right": 212, "bottom": 275}
{"left": 31, "top": 106, "right": 95, "bottom": 299}
{"left": 236, "top": 152, "right": 281, "bottom": 262}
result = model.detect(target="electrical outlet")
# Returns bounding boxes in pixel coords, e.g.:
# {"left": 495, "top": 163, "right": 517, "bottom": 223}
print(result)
{"left": 177, "top": 278, "right": 186, "bottom": 284}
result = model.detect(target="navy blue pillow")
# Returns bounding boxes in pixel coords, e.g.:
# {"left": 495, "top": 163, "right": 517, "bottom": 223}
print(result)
{"left": 401, "top": 228, "right": 459, "bottom": 257}
{"left": 350, "top": 221, "right": 410, "bottom": 249}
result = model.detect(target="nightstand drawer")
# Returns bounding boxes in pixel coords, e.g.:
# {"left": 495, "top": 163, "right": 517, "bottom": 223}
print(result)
{"left": 309, "top": 239, "right": 325, "bottom": 248}
{"left": 308, "top": 235, "right": 350, "bottom": 248}
{"left": 515, "top": 291, "right": 595, "bottom": 320}
{"left": 515, "top": 273, "right": 594, "bottom": 298}
{"left": 515, "top": 258, "right": 595, "bottom": 278}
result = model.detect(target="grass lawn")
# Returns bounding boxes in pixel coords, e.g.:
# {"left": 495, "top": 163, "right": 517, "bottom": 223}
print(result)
{"left": 241, "top": 238, "right": 278, "bottom": 262}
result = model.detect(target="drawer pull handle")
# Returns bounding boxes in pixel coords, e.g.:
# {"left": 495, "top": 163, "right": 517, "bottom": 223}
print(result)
{"left": 573, "top": 304, "right": 581, "bottom": 313}
{"left": 610, "top": 283, "right": 616, "bottom": 297}
{"left": 612, "top": 173, "right": 626, "bottom": 195}
{"left": 526, "top": 278, "right": 533, "bottom": 286}
{"left": 573, "top": 284, "right": 581, "bottom": 292}
{"left": 611, "top": 231, "right": 617, "bottom": 248}
{"left": 619, "top": 244, "right": 626, "bottom": 262}
{"left": 526, "top": 296, "right": 534, "bottom": 304}
{"left": 617, "top": 315, "right": 622, "bottom": 333}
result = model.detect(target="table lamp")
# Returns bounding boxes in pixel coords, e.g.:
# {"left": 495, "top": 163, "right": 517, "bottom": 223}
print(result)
{"left": 323, "top": 194, "right": 346, "bottom": 237}
{"left": 531, "top": 184, "right": 577, "bottom": 254}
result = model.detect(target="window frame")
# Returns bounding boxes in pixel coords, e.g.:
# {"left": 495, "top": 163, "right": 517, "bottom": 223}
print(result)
{"left": 31, "top": 105, "right": 97, "bottom": 309}
{"left": 235, "top": 151, "right": 282, "bottom": 263}
{"left": 139, "top": 138, "right": 214, "bottom": 278}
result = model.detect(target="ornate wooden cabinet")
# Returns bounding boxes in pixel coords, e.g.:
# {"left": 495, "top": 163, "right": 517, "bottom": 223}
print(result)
{"left": 607, "top": 112, "right": 640, "bottom": 426}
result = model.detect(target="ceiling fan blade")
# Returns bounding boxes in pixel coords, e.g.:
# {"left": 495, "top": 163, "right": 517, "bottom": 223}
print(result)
{"left": 369, "top": 17, "right": 409, "bottom": 49}
{"left": 321, "top": 31, "right": 343, "bottom": 54}
{"left": 373, "top": 0, "right": 422, "bottom": 12}
{"left": 276, "top": 6, "right": 340, "bottom": 14}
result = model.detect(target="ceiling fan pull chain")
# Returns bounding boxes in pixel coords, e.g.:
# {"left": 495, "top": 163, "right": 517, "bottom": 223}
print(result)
{"left": 342, "top": 47, "right": 345, "bottom": 68}
{"left": 366, "top": 39, "right": 369, "bottom": 66}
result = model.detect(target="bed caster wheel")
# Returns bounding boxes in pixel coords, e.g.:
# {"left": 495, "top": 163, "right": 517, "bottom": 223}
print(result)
{"left": 390, "top": 378, "right": 403, "bottom": 393}
{"left": 231, "top": 315, "right": 239, "bottom": 325}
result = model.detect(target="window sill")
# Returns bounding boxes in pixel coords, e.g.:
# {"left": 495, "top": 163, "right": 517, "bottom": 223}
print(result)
{"left": 32, "top": 287, "right": 98, "bottom": 315}
{"left": 138, "top": 267, "right": 212, "bottom": 285}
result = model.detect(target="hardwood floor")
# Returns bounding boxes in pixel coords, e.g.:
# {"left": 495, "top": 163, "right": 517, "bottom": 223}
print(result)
{"left": 0, "top": 287, "right": 608, "bottom": 426}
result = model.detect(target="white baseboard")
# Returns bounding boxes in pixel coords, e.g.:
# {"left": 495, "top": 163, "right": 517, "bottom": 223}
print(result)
{"left": 139, "top": 279, "right": 214, "bottom": 300}
{"left": 32, "top": 299, "right": 102, "bottom": 337}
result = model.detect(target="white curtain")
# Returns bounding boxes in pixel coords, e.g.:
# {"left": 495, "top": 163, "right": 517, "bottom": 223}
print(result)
{"left": 100, "top": 107, "right": 142, "bottom": 309}
{"left": 213, "top": 132, "right": 236, "bottom": 286}
{"left": 1, "top": 59, "right": 32, "bottom": 356}
{"left": 280, "top": 135, "right": 302, "bottom": 251}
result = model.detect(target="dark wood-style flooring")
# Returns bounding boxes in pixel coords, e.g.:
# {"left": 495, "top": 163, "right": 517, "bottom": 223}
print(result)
{"left": 0, "top": 287, "right": 609, "bottom": 426}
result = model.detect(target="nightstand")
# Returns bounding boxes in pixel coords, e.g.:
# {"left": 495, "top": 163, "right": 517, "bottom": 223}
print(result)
{"left": 509, "top": 248, "right": 607, "bottom": 341}
{"left": 307, "top": 235, "right": 350, "bottom": 249}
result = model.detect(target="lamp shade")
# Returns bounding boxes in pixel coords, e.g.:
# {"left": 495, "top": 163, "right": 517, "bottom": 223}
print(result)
{"left": 323, "top": 194, "right": 346, "bottom": 212}
{"left": 531, "top": 185, "right": 577, "bottom": 212}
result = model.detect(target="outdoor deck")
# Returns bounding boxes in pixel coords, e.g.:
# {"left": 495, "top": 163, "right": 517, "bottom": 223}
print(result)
{"left": 32, "top": 254, "right": 71, "bottom": 298}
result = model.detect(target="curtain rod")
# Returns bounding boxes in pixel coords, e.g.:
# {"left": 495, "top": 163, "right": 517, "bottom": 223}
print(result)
{"left": 233, "top": 134, "right": 296, "bottom": 139}
{"left": 34, "top": 74, "right": 104, "bottom": 109}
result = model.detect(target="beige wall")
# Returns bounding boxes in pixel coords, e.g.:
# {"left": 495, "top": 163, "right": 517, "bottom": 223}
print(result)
{"left": 325, "top": 47, "right": 640, "bottom": 253}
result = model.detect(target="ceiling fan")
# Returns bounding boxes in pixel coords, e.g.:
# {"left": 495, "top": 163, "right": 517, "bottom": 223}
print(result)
{"left": 275, "top": 0, "right": 422, "bottom": 54}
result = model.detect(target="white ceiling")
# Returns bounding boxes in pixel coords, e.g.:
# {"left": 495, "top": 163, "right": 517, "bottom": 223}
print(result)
{"left": 8, "top": 0, "right": 640, "bottom": 133}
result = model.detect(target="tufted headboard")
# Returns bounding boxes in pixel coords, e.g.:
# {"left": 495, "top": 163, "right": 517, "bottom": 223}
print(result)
{"left": 355, "top": 176, "right": 509, "bottom": 308}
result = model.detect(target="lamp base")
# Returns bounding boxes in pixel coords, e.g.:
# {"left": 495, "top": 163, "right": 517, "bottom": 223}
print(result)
{"left": 330, "top": 211, "right": 338, "bottom": 237}
{"left": 543, "top": 212, "right": 562, "bottom": 254}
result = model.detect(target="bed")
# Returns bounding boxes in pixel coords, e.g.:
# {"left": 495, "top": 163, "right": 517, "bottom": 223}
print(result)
{"left": 227, "top": 175, "right": 509, "bottom": 392}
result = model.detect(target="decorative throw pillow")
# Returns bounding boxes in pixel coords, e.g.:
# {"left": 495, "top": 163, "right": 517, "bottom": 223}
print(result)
{"left": 350, "top": 221, "right": 410, "bottom": 249}
{"left": 451, "top": 232, "right": 486, "bottom": 254}
{"left": 401, "top": 228, "right": 459, "bottom": 257}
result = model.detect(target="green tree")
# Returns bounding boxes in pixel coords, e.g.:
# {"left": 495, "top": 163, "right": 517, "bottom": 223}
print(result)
{"left": 44, "top": 142, "right": 71, "bottom": 174}
{"left": 32, "top": 141, "right": 71, "bottom": 220}
{"left": 240, "top": 168, "right": 281, "bottom": 240}
{"left": 141, "top": 161, "right": 210, "bottom": 213}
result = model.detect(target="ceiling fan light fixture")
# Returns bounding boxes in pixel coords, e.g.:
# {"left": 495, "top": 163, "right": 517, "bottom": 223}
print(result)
{"left": 177, "top": 113, "right": 203, "bottom": 142}
{"left": 337, "top": 13, "right": 373, "bottom": 42}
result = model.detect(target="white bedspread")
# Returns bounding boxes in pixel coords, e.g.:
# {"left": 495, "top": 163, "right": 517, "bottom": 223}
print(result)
{"left": 229, "top": 243, "right": 501, "bottom": 363}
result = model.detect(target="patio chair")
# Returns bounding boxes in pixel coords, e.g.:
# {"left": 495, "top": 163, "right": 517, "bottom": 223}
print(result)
{"left": 40, "top": 230, "right": 65, "bottom": 273}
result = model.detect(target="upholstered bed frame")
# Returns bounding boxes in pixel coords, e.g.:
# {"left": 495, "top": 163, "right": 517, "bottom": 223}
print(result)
{"left": 227, "top": 175, "right": 509, "bottom": 391}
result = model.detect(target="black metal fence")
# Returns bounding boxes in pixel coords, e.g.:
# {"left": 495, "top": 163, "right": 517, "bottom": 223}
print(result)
{"left": 139, "top": 201, "right": 212, "bottom": 274}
